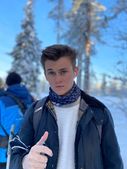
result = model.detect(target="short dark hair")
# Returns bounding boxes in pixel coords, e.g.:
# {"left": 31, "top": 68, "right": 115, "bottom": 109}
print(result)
{"left": 41, "top": 44, "right": 77, "bottom": 69}
{"left": 6, "top": 72, "right": 22, "bottom": 86}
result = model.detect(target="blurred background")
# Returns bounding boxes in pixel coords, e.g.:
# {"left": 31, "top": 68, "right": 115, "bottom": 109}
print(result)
{"left": 0, "top": 0, "right": 127, "bottom": 97}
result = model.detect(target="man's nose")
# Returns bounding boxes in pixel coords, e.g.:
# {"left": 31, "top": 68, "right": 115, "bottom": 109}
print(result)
{"left": 55, "top": 73, "right": 62, "bottom": 83}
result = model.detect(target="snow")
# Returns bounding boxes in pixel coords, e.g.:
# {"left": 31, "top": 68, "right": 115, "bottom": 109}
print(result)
{"left": 97, "top": 96, "right": 127, "bottom": 168}
{"left": 41, "top": 93, "right": 127, "bottom": 168}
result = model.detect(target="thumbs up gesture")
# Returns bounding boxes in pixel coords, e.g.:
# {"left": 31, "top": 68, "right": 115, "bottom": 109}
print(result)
{"left": 37, "top": 131, "right": 49, "bottom": 146}
{"left": 22, "top": 131, "right": 53, "bottom": 169}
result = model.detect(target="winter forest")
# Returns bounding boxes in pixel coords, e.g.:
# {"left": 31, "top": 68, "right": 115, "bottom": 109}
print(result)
{"left": 0, "top": 0, "right": 127, "bottom": 167}
{"left": 3, "top": 0, "right": 126, "bottom": 97}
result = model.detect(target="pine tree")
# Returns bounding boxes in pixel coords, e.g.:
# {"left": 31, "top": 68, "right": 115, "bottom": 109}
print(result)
{"left": 48, "top": 0, "right": 65, "bottom": 43}
{"left": 9, "top": 0, "right": 42, "bottom": 94}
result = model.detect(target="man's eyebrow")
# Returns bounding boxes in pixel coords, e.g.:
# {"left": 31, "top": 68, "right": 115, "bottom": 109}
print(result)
{"left": 59, "top": 68, "right": 67, "bottom": 71}
{"left": 47, "top": 68, "right": 54, "bottom": 71}
{"left": 47, "top": 68, "right": 68, "bottom": 71}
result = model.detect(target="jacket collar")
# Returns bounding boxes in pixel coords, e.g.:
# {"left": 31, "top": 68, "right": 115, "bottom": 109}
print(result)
{"left": 46, "top": 93, "right": 95, "bottom": 127}
{"left": 78, "top": 97, "right": 94, "bottom": 130}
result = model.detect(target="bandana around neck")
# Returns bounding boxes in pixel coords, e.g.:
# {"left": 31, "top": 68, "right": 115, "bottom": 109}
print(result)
{"left": 49, "top": 83, "right": 81, "bottom": 106}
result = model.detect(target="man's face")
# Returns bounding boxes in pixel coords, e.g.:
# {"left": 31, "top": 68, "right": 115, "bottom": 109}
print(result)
{"left": 44, "top": 57, "right": 78, "bottom": 96}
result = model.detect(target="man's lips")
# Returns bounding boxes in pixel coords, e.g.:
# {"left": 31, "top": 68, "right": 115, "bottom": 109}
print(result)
{"left": 55, "top": 85, "right": 64, "bottom": 88}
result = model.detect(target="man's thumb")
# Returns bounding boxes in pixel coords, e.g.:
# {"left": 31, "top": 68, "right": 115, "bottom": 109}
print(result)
{"left": 36, "top": 131, "right": 49, "bottom": 145}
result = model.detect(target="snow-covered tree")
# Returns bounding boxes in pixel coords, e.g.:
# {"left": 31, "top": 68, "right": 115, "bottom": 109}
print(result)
{"left": 64, "top": 0, "right": 107, "bottom": 93}
{"left": 114, "top": 61, "right": 127, "bottom": 94}
{"left": 9, "top": 0, "right": 42, "bottom": 94}
{"left": 112, "top": 1, "right": 127, "bottom": 50}
{"left": 107, "top": 0, "right": 127, "bottom": 20}
{"left": 48, "top": 0, "right": 65, "bottom": 43}
{"left": 106, "top": 1, "right": 127, "bottom": 93}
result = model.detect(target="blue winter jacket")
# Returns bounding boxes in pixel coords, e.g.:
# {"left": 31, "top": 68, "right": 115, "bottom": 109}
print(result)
{"left": 0, "top": 84, "right": 33, "bottom": 163}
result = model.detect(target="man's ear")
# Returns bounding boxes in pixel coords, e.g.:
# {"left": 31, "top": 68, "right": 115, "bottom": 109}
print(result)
{"left": 74, "top": 67, "right": 79, "bottom": 77}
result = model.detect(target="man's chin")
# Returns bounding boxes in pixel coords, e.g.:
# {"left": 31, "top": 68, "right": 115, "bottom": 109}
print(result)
{"left": 54, "top": 89, "right": 66, "bottom": 96}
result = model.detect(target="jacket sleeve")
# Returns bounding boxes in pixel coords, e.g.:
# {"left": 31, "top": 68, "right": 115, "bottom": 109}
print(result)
{"left": 9, "top": 102, "right": 37, "bottom": 169}
{"left": 101, "top": 108, "right": 123, "bottom": 169}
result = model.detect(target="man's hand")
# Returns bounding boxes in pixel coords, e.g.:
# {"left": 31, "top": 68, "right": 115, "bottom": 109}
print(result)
{"left": 22, "top": 131, "right": 53, "bottom": 169}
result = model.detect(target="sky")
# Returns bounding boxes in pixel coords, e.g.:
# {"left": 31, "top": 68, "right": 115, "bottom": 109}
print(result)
{"left": 0, "top": 0, "right": 126, "bottom": 81}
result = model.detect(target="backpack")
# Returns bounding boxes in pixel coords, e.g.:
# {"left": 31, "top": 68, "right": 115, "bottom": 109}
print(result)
{"left": 33, "top": 97, "right": 47, "bottom": 137}
{"left": 0, "top": 91, "right": 27, "bottom": 114}
{"left": 0, "top": 91, "right": 27, "bottom": 148}
{"left": 33, "top": 97, "right": 103, "bottom": 142}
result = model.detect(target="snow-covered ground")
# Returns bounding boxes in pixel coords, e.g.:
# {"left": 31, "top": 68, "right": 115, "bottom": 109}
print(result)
{"left": 41, "top": 93, "right": 127, "bottom": 168}
{"left": 97, "top": 96, "right": 127, "bottom": 169}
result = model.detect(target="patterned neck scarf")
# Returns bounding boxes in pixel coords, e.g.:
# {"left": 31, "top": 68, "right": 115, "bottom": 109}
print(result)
{"left": 49, "top": 82, "right": 81, "bottom": 106}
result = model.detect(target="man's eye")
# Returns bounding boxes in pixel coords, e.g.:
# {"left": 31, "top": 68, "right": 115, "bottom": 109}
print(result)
{"left": 48, "top": 72, "right": 56, "bottom": 76}
{"left": 60, "top": 71, "right": 67, "bottom": 75}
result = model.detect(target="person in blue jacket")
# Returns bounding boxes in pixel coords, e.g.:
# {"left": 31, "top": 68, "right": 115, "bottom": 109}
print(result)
{"left": 0, "top": 72, "right": 34, "bottom": 169}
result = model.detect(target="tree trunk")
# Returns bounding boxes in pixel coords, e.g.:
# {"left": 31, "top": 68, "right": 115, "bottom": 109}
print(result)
{"left": 84, "top": 39, "right": 91, "bottom": 93}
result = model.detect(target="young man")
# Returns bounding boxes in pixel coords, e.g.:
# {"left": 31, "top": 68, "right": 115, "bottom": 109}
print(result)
{"left": 10, "top": 44, "right": 123, "bottom": 169}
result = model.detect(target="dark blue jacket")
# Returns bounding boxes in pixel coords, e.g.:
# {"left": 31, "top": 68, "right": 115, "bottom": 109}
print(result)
{"left": 10, "top": 91, "right": 123, "bottom": 169}
{"left": 0, "top": 84, "right": 33, "bottom": 163}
